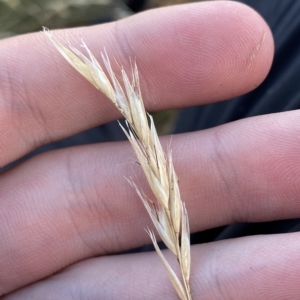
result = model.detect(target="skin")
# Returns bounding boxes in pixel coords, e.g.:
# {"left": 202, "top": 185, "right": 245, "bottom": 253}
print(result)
{"left": 1, "top": 0, "right": 300, "bottom": 298}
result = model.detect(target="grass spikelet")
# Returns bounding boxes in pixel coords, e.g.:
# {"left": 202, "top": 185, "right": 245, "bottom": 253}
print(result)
{"left": 44, "top": 28, "right": 192, "bottom": 300}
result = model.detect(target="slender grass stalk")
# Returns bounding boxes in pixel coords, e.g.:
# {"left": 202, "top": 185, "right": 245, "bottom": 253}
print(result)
{"left": 44, "top": 28, "right": 192, "bottom": 300}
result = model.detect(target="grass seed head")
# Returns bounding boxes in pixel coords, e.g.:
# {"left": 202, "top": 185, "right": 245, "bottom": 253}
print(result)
{"left": 44, "top": 28, "right": 192, "bottom": 300}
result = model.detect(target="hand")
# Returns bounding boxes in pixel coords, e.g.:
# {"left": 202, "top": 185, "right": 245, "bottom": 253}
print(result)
{"left": 2, "top": 1, "right": 297, "bottom": 299}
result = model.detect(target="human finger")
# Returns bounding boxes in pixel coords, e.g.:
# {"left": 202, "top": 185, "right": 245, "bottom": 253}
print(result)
{"left": 3, "top": 233, "right": 300, "bottom": 299}
{"left": 0, "top": 1, "right": 273, "bottom": 167}
{"left": 1, "top": 109, "right": 300, "bottom": 295}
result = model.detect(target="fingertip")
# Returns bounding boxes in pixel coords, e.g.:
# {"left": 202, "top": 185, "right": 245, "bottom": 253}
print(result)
{"left": 218, "top": 1, "right": 275, "bottom": 94}
{"left": 108, "top": 1, "right": 275, "bottom": 107}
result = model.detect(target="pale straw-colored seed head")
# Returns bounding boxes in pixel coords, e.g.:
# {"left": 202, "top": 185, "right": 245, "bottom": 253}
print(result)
{"left": 44, "top": 28, "right": 192, "bottom": 300}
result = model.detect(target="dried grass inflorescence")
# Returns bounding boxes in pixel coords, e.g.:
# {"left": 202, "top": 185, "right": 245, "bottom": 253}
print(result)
{"left": 44, "top": 28, "right": 192, "bottom": 300}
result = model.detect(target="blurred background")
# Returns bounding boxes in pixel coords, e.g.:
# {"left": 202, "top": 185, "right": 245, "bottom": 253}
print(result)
{"left": 0, "top": 0, "right": 195, "bottom": 39}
